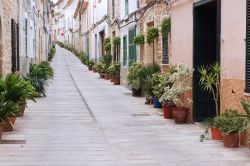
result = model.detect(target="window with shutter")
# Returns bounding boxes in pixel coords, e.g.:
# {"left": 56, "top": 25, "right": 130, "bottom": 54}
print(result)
{"left": 11, "top": 19, "right": 17, "bottom": 73}
{"left": 162, "top": 34, "right": 169, "bottom": 64}
{"left": 128, "top": 27, "right": 136, "bottom": 65}
{"left": 246, "top": 0, "right": 250, "bottom": 92}
{"left": 123, "top": 35, "right": 127, "bottom": 66}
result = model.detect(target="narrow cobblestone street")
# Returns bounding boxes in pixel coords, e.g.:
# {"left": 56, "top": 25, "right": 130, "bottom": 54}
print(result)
{"left": 0, "top": 46, "right": 249, "bottom": 166}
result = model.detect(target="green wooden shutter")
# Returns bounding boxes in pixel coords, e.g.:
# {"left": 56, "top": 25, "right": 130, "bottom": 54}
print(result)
{"left": 246, "top": 0, "right": 250, "bottom": 92}
{"left": 128, "top": 27, "right": 136, "bottom": 65}
{"left": 123, "top": 35, "right": 127, "bottom": 66}
{"left": 11, "top": 19, "right": 17, "bottom": 73}
{"left": 125, "top": 0, "right": 128, "bottom": 16}
{"left": 162, "top": 34, "right": 169, "bottom": 64}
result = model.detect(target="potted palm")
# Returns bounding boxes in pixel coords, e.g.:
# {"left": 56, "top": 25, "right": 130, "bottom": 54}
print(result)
{"left": 218, "top": 109, "right": 246, "bottom": 148}
{"left": 0, "top": 92, "right": 20, "bottom": 132}
{"left": 126, "top": 62, "right": 144, "bottom": 97}
{"left": 160, "top": 64, "right": 192, "bottom": 124}
{"left": 0, "top": 74, "right": 36, "bottom": 118}
{"left": 139, "top": 64, "right": 161, "bottom": 106}
{"left": 199, "top": 63, "right": 221, "bottom": 139}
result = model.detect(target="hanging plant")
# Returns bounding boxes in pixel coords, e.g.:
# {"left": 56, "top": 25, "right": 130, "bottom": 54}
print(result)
{"left": 161, "top": 17, "right": 171, "bottom": 37}
{"left": 104, "top": 38, "right": 111, "bottom": 53}
{"left": 147, "top": 27, "right": 159, "bottom": 44}
{"left": 133, "top": 34, "right": 145, "bottom": 45}
{"left": 113, "top": 37, "right": 121, "bottom": 47}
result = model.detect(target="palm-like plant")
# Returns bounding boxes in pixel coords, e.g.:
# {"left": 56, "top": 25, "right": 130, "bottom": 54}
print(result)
{"left": 198, "top": 62, "right": 221, "bottom": 116}
{"left": 0, "top": 92, "right": 19, "bottom": 124}
{"left": 0, "top": 74, "right": 37, "bottom": 103}
{"left": 139, "top": 64, "right": 161, "bottom": 96}
{"left": 26, "top": 62, "right": 53, "bottom": 97}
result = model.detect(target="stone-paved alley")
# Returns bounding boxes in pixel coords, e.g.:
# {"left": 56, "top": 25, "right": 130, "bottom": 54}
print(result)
{"left": 0, "top": 46, "right": 249, "bottom": 166}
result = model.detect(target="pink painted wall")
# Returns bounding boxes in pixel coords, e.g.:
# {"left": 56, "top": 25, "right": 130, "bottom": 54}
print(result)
{"left": 170, "top": 0, "right": 193, "bottom": 69}
{"left": 220, "top": 0, "right": 246, "bottom": 80}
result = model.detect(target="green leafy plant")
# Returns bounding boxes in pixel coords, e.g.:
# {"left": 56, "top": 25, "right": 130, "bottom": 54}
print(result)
{"left": 113, "top": 37, "right": 121, "bottom": 47}
{"left": 217, "top": 109, "right": 246, "bottom": 135}
{"left": 198, "top": 62, "right": 221, "bottom": 116}
{"left": 96, "top": 61, "right": 106, "bottom": 77}
{"left": 104, "top": 38, "right": 111, "bottom": 54}
{"left": 147, "top": 27, "right": 159, "bottom": 44}
{"left": 160, "top": 64, "right": 192, "bottom": 108}
{"left": 161, "top": 17, "right": 171, "bottom": 37}
{"left": 103, "top": 54, "right": 112, "bottom": 67}
{"left": 134, "top": 34, "right": 145, "bottom": 45}
{"left": 87, "top": 60, "right": 94, "bottom": 68}
{"left": 126, "top": 62, "right": 144, "bottom": 89}
{"left": 0, "top": 92, "right": 19, "bottom": 124}
{"left": 151, "top": 73, "right": 166, "bottom": 99}
{"left": 0, "top": 74, "right": 36, "bottom": 104}
{"left": 139, "top": 64, "right": 161, "bottom": 96}
{"left": 200, "top": 116, "right": 223, "bottom": 142}
{"left": 26, "top": 61, "right": 53, "bottom": 97}
{"left": 48, "top": 47, "right": 56, "bottom": 62}
{"left": 107, "top": 62, "right": 120, "bottom": 79}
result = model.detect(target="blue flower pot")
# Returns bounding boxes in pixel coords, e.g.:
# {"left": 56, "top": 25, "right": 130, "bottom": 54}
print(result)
{"left": 153, "top": 97, "right": 162, "bottom": 108}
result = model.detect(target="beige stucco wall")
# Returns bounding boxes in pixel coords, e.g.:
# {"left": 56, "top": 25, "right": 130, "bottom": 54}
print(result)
{"left": 221, "top": 0, "right": 246, "bottom": 80}
{"left": 220, "top": 0, "right": 247, "bottom": 114}
{"left": 170, "top": 0, "right": 193, "bottom": 69}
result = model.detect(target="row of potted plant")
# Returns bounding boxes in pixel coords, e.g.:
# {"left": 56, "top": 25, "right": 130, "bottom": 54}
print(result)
{"left": 0, "top": 60, "right": 54, "bottom": 140}
{"left": 126, "top": 62, "right": 192, "bottom": 124}
{"left": 57, "top": 42, "right": 250, "bottom": 149}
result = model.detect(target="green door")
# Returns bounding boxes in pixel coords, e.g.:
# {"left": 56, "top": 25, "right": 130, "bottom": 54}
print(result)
{"left": 123, "top": 35, "right": 127, "bottom": 66}
{"left": 128, "top": 27, "right": 136, "bottom": 65}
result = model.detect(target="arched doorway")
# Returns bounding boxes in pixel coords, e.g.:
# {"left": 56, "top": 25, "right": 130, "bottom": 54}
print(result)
{"left": 0, "top": 17, "right": 2, "bottom": 76}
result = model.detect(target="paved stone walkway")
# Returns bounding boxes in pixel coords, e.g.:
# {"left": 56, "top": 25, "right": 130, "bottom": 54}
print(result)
{"left": 0, "top": 46, "right": 250, "bottom": 166}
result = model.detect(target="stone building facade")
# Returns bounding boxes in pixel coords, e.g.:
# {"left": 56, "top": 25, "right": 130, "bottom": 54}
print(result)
{"left": 0, "top": 0, "right": 19, "bottom": 77}
{"left": 138, "top": 0, "right": 169, "bottom": 66}
{"left": 0, "top": 0, "right": 53, "bottom": 77}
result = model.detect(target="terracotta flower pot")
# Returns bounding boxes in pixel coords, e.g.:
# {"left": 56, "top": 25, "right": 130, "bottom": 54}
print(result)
{"left": 104, "top": 74, "right": 109, "bottom": 80}
{"left": 3, "top": 117, "right": 16, "bottom": 132}
{"left": 88, "top": 67, "right": 92, "bottom": 71}
{"left": 223, "top": 133, "right": 239, "bottom": 148}
{"left": 0, "top": 123, "right": 3, "bottom": 140}
{"left": 172, "top": 107, "right": 188, "bottom": 124}
{"left": 113, "top": 79, "right": 120, "bottom": 85}
{"left": 211, "top": 128, "right": 223, "bottom": 140}
{"left": 93, "top": 68, "right": 97, "bottom": 73}
{"left": 163, "top": 104, "right": 175, "bottom": 119}
{"left": 132, "top": 88, "right": 141, "bottom": 97}
{"left": 16, "top": 100, "right": 27, "bottom": 117}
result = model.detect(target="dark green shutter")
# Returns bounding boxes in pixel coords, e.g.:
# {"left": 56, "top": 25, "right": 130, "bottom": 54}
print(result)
{"left": 162, "top": 35, "right": 169, "bottom": 64}
{"left": 246, "top": 0, "right": 250, "bottom": 92}
{"left": 128, "top": 27, "right": 136, "bottom": 65}
{"left": 123, "top": 35, "right": 127, "bottom": 66}
{"left": 11, "top": 19, "right": 17, "bottom": 73}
